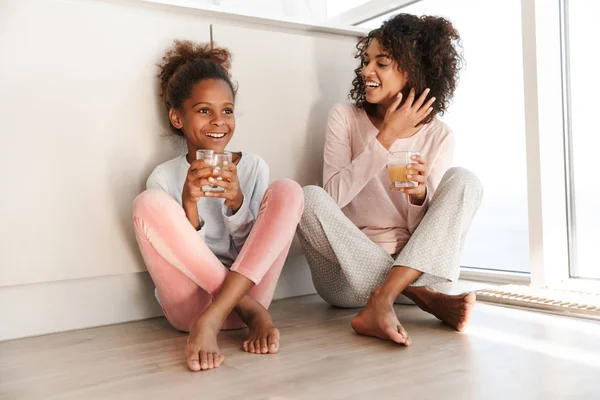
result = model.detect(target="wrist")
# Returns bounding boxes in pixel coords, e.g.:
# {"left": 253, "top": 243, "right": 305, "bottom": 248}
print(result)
{"left": 409, "top": 190, "right": 427, "bottom": 206}
{"left": 377, "top": 127, "right": 395, "bottom": 150}
{"left": 181, "top": 199, "right": 198, "bottom": 211}
{"left": 229, "top": 195, "right": 244, "bottom": 214}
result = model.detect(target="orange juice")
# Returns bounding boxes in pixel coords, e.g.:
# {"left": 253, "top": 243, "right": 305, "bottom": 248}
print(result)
{"left": 388, "top": 165, "right": 417, "bottom": 189}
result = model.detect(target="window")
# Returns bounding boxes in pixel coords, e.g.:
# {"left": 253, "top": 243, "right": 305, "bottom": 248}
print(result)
{"left": 565, "top": 0, "right": 600, "bottom": 280}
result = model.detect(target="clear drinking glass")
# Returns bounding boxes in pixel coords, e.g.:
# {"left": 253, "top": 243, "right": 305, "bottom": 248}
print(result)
{"left": 388, "top": 151, "right": 420, "bottom": 190}
{"left": 196, "top": 149, "right": 216, "bottom": 166}
{"left": 208, "top": 151, "right": 233, "bottom": 193}
{"left": 214, "top": 151, "right": 233, "bottom": 168}
{"left": 196, "top": 149, "right": 218, "bottom": 192}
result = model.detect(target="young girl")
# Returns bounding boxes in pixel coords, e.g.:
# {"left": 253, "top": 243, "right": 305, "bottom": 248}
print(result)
{"left": 133, "top": 40, "right": 304, "bottom": 371}
{"left": 297, "top": 14, "right": 483, "bottom": 346}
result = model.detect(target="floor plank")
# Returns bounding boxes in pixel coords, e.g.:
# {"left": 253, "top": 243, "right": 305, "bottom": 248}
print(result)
{"left": 1, "top": 293, "right": 600, "bottom": 400}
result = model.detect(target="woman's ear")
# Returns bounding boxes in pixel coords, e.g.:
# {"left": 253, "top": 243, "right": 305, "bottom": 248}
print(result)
{"left": 168, "top": 108, "right": 184, "bottom": 129}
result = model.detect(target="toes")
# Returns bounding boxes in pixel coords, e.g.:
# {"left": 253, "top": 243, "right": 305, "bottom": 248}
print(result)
{"left": 216, "top": 353, "right": 225, "bottom": 367}
{"left": 260, "top": 336, "right": 269, "bottom": 354}
{"left": 242, "top": 340, "right": 249, "bottom": 352}
{"left": 457, "top": 314, "right": 472, "bottom": 332}
{"left": 186, "top": 349, "right": 201, "bottom": 372}
{"left": 398, "top": 325, "right": 412, "bottom": 347}
{"left": 267, "top": 331, "right": 280, "bottom": 354}
{"left": 248, "top": 339, "right": 256, "bottom": 354}
{"left": 254, "top": 339, "right": 261, "bottom": 354}
{"left": 384, "top": 325, "right": 408, "bottom": 345}
{"left": 200, "top": 351, "right": 208, "bottom": 370}
{"left": 207, "top": 353, "right": 214, "bottom": 369}
{"left": 464, "top": 292, "right": 476, "bottom": 304}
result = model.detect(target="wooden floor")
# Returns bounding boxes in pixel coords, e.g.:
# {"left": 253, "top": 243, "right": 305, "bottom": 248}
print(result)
{"left": 2, "top": 292, "right": 600, "bottom": 400}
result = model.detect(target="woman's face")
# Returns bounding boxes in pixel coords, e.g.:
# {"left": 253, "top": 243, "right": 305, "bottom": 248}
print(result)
{"left": 169, "top": 78, "right": 235, "bottom": 154}
{"left": 361, "top": 38, "right": 408, "bottom": 108}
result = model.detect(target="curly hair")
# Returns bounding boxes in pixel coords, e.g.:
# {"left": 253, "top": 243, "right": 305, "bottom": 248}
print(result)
{"left": 349, "top": 13, "right": 463, "bottom": 123}
{"left": 158, "top": 40, "right": 236, "bottom": 136}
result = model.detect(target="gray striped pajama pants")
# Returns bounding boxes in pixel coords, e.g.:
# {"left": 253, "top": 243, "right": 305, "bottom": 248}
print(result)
{"left": 296, "top": 167, "right": 483, "bottom": 308}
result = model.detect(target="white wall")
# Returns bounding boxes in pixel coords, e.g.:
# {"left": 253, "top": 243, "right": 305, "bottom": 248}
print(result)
{"left": 0, "top": 0, "right": 358, "bottom": 340}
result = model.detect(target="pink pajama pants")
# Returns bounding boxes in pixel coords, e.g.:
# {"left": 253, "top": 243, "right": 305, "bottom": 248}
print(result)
{"left": 133, "top": 179, "right": 304, "bottom": 332}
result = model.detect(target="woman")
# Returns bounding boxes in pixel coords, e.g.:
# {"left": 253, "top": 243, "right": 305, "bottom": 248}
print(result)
{"left": 297, "top": 14, "right": 483, "bottom": 346}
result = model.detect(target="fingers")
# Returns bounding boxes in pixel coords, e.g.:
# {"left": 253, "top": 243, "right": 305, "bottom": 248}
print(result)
{"left": 206, "top": 179, "right": 234, "bottom": 193}
{"left": 410, "top": 154, "right": 426, "bottom": 165}
{"left": 413, "top": 88, "right": 430, "bottom": 110}
{"left": 408, "top": 163, "right": 426, "bottom": 174}
{"left": 386, "top": 92, "right": 403, "bottom": 118}
{"left": 402, "top": 186, "right": 425, "bottom": 196}
{"left": 406, "top": 173, "right": 426, "bottom": 185}
{"left": 188, "top": 166, "right": 213, "bottom": 181}
{"left": 415, "top": 107, "right": 434, "bottom": 125}
{"left": 204, "top": 190, "right": 229, "bottom": 199}
{"left": 418, "top": 95, "right": 436, "bottom": 115}
{"left": 189, "top": 159, "right": 214, "bottom": 171}
{"left": 221, "top": 161, "right": 237, "bottom": 174}
{"left": 214, "top": 167, "right": 236, "bottom": 182}
{"left": 400, "top": 88, "right": 416, "bottom": 109}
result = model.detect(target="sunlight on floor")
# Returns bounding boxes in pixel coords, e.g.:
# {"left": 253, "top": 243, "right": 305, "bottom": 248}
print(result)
{"left": 468, "top": 305, "right": 600, "bottom": 368}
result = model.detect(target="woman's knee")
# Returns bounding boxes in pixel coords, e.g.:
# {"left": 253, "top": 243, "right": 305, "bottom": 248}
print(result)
{"left": 302, "top": 185, "right": 335, "bottom": 215}
{"left": 443, "top": 167, "right": 483, "bottom": 202}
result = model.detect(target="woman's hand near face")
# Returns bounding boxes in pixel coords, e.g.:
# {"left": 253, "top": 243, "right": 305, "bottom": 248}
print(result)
{"left": 378, "top": 88, "right": 436, "bottom": 150}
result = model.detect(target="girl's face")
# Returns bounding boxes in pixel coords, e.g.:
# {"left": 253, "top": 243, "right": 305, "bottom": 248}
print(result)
{"left": 169, "top": 78, "right": 235, "bottom": 154}
{"left": 361, "top": 38, "right": 408, "bottom": 109}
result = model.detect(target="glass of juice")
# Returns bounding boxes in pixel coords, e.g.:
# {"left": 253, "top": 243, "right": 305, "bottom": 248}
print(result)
{"left": 209, "top": 151, "right": 233, "bottom": 192}
{"left": 196, "top": 149, "right": 217, "bottom": 192}
{"left": 214, "top": 151, "right": 233, "bottom": 168}
{"left": 196, "top": 149, "right": 216, "bottom": 165}
{"left": 388, "top": 151, "right": 420, "bottom": 190}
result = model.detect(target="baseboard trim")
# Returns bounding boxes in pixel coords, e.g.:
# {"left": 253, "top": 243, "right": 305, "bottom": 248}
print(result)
{"left": 0, "top": 256, "right": 316, "bottom": 342}
{"left": 0, "top": 271, "right": 163, "bottom": 342}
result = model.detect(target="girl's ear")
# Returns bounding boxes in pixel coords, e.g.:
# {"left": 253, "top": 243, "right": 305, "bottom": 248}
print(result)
{"left": 168, "top": 108, "right": 184, "bottom": 129}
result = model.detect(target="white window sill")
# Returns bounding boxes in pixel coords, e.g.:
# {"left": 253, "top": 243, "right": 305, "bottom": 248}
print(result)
{"left": 460, "top": 267, "right": 531, "bottom": 285}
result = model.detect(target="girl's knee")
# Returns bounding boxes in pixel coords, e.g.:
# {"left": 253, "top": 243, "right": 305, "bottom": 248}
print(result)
{"left": 133, "top": 189, "right": 178, "bottom": 221}
{"left": 269, "top": 179, "right": 303, "bottom": 199}
{"left": 267, "top": 179, "right": 304, "bottom": 216}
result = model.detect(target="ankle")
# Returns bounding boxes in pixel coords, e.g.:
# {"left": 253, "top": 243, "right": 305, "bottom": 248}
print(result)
{"left": 369, "top": 287, "right": 395, "bottom": 307}
{"left": 403, "top": 286, "right": 438, "bottom": 306}
{"left": 235, "top": 297, "right": 269, "bottom": 323}
{"left": 196, "top": 304, "right": 228, "bottom": 328}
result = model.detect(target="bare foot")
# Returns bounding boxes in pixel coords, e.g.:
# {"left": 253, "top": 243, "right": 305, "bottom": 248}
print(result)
{"left": 185, "top": 314, "right": 225, "bottom": 372}
{"left": 241, "top": 305, "right": 280, "bottom": 355}
{"left": 351, "top": 289, "right": 412, "bottom": 346}
{"left": 405, "top": 286, "right": 476, "bottom": 331}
